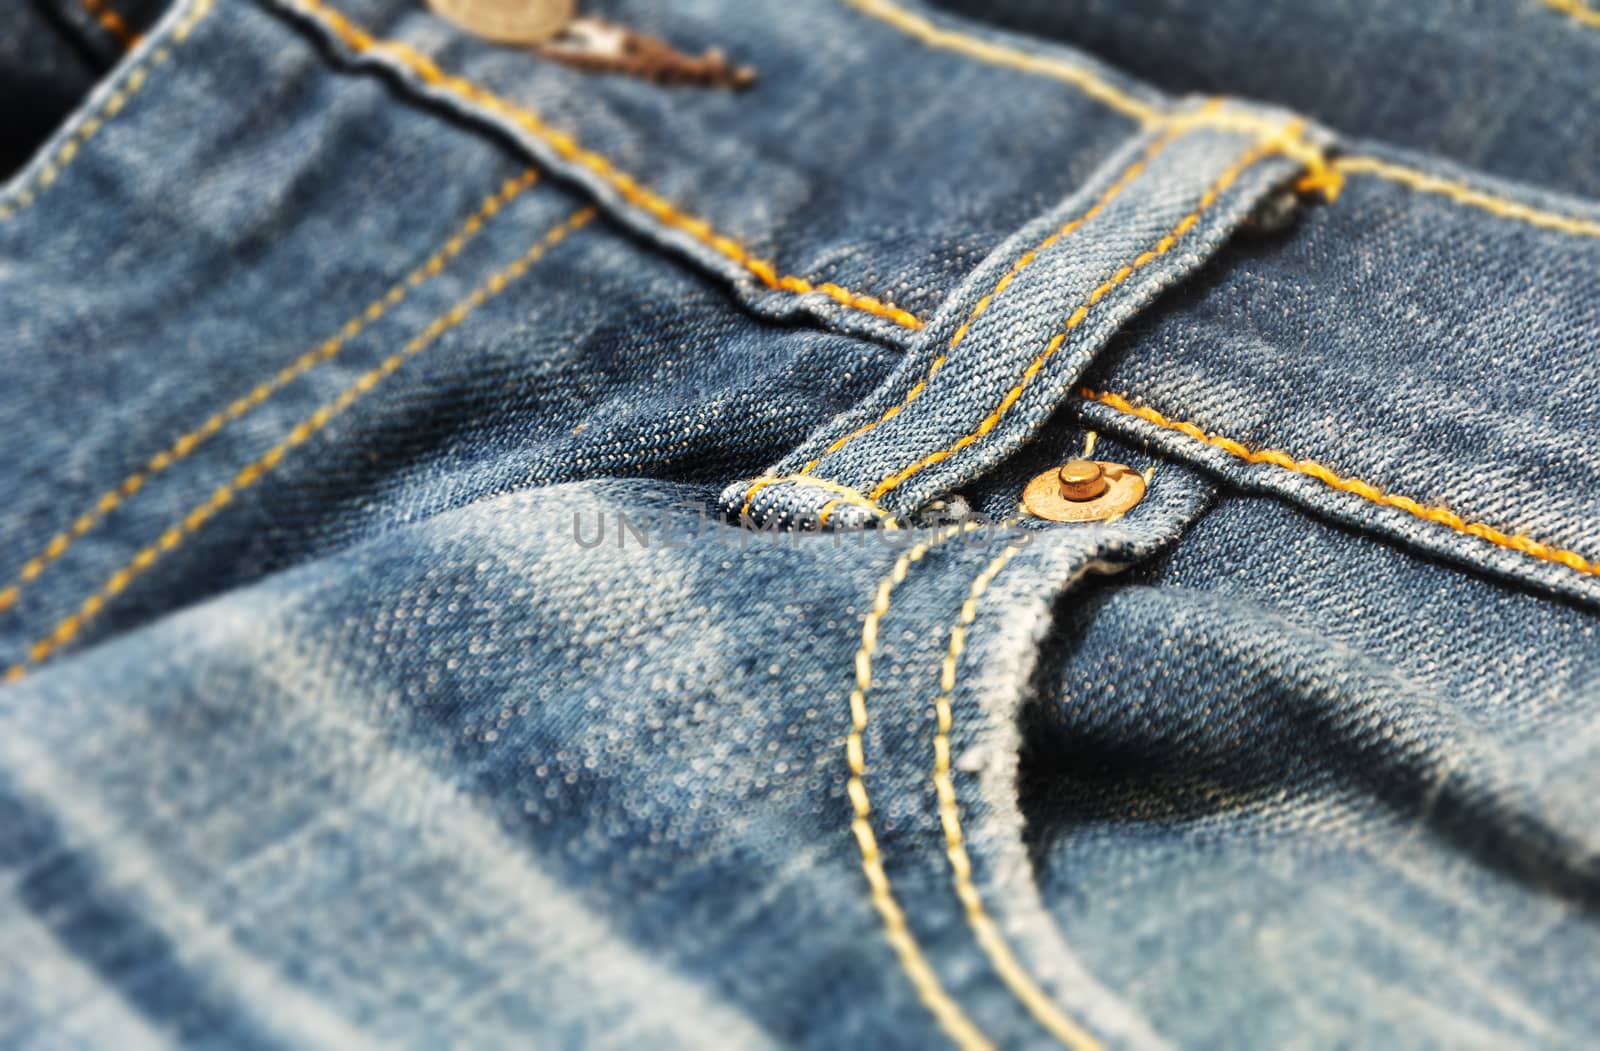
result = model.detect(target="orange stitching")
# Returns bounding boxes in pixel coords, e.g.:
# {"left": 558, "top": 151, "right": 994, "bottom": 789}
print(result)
{"left": 817, "top": 497, "right": 853, "bottom": 527}
{"left": 289, "top": 0, "right": 922, "bottom": 332}
{"left": 853, "top": 0, "right": 1600, "bottom": 241}
{"left": 845, "top": 521, "right": 995, "bottom": 1051}
{"left": 846, "top": 0, "right": 1328, "bottom": 163}
{"left": 0, "top": 0, "right": 213, "bottom": 222}
{"left": 2, "top": 207, "right": 595, "bottom": 684}
{"left": 934, "top": 540, "right": 1103, "bottom": 1051}
{"left": 80, "top": 0, "right": 142, "bottom": 49}
{"left": 843, "top": 0, "right": 1158, "bottom": 124}
{"left": 868, "top": 128, "right": 1301, "bottom": 502}
{"left": 1334, "top": 155, "right": 1600, "bottom": 240}
{"left": 1079, "top": 387, "right": 1600, "bottom": 580}
{"left": 0, "top": 170, "right": 539, "bottom": 619}
{"left": 1546, "top": 0, "right": 1600, "bottom": 29}
{"left": 845, "top": 0, "right": 1327, "bottom": 171}
{"left": 814, "top": 492, "right": 883, "bottom": 528}
{"left": 787, "top": 118, "right": 1200, "bottom": 499}
{"left": 735, "top": 474, "right": 900, "bottom": 527}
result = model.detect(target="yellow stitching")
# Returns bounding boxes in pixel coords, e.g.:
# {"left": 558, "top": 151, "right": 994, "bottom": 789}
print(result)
{"left": 0, "top": 170, "right": 539, "bottom": 618}
{"left": 80, "top": 0, "right": 141, "bottom": 49}
{"left": 933, "top": 541, "right": 1103, "bottom": 1051}
{"left": 1162, "top": 111, "right": 1338, "bottom": 202}
{"left": 1, "top": 0, "right": 213, "bottom": 220}
{"left": 816, "top": 498, "right": 843, "bottom": 526}
{"left": 736, "top": 474, "right": 900, "bottom": 528}
{"left": 814, "top": 493, "right": 875, "bottom": 528}
{"left": 766, "top": 106, "right": 1333, "bottom": 519}
{"left": 1546, "top": 0, "right": 1600, "bottom": 29}
{"left": 844, "top": 0, "right": 1332, "bottom": 163}
{"left": 1334, "top": 155, "right": 1600, "bottom": 240}
{"left": 842, "top": 0, "right": 1158, "bottom": 123}
{"left": 1079, "top": 387, "right": 1600, "bottom": 581}
{"left": 846, "top": 521, "right": 994, "bottom": 1051}
{"left": 868, "top": 128, "right": 1300, "bottom": 501}
{"left": 852, "top": 0, "right": 1600, "bottom": 239}
{"left": 791, "top": 117, "right": 1199, "bottom": 488}
{"left": 290, "top": 0, "right": 922, "bottom": 332}
{"left": 1164, "top": 111, "right": 1339, "bottom": 202}
{"left": 845, "top": 0, "right": 1329, "bottom": 190}
{"left": 2, "top": 207, "right": 595, "bottom": 683}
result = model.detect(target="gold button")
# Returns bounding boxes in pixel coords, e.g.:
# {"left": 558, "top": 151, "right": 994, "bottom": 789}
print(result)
{"left": 1023, "top": 459, "right": 1145, "bottom": 522}
{"left": 427, "top": 0, "right": 576, "bottom": 44}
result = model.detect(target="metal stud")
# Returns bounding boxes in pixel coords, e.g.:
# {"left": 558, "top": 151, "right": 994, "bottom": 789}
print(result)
{"left": 1022, "top": 459, "right": 1145, "bottom": 522}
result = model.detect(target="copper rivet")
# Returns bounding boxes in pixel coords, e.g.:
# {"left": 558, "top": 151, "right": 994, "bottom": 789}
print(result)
{"left": 1023, "top": 460, "right": 1145, "bottom": 523}
{"left": 426, "top": 0, "right": 576, "bottom": 45}
{"left": 1056, "top": 459, "right": 1107, "bottom": 501}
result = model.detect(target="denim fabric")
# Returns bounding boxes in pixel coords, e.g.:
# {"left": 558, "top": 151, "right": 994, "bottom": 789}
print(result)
{"left": 3, "top": 0, "right": 1600, "bottom": 1048}
{"left": 721, "top": 113, "right": 1320, "bottom": 528}
{"left": 934, "top": 0, "right": 1600, "bottom": 199}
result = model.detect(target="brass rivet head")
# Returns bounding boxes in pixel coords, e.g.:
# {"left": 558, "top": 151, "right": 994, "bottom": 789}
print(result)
{"left": 1023, "top": 460, "right": 1145, "bottom": 523}
{"left": 427, "top": 0, "right": 576, "bottom": 44}
{"left": 1056, "top": 459, "right": 1107, "bottom": 501}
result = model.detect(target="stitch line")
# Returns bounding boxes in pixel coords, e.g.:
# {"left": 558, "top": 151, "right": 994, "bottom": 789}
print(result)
{"left": 845, "top": 521, "right": 994, "bottom": 1051}
{"left": 816, "top": 497, "right": 844, "bottom": 528}
{"left": 851, "top": 0, "right": 1600, "bottom": 241}
{"left": 1546, "top": 0, "right": 1600, "bottom": 30}
{"left": 0, "top": 169, "right": 539, "bottom": 619}
{"left": 933, "top": 541, "right": 1103, "bottom": 1051}
{"left": 790, "top": 116, "right": 1199, "bottom": 489}
{"left": 0, "top": 0, "right": 214, "bottom": 221}
{"left": 842, "top": 0, "right": 1158, "bottom": 123}
{"left": 736, "top": 474, "right": 900, "bottom": 528}
{"left": 1079, "top": 387, "right": 1600, "bottom": 581}
{"left": 867, "top": 127, "right": 1301, "bottom": 502}
{"left": 1333, "top": 155, "right": 1600, "bottom": 240}
{"left": 80, "top": 0, "right": 142, "bottom": 49}
{"left": 844, "top": 0, "right": 1338, "bottom": 174}
{"left": 2, "top": 206, "right": 595, "bottom": 683}
{"left": 288, "top": 0, "right": 922, "bottom": 332}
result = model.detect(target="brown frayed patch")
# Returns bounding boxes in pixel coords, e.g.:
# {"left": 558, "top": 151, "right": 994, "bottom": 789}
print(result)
{"left": 535, "top": 18, "right": 756, "bottom": 89}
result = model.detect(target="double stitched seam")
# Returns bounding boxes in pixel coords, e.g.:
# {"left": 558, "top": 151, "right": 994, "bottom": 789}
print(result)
{"left": 0, "top": 169, "right": 539, "bottom": 619}
{"left": 0, "top": 0, "right": 214, "bottom": 221}
{"left": 845, "top": 521, "right": 995, "bottom": 1051}
{"left": 1080, "top": 388, "right": 1600, "bottom": 581}
{"left": 934, "top": 541, "right": 1103, "bottom": 1051}
{"left": 1547, "top": 0, "right": 1600, "bottom": 30}
{"left": 765, "top": 108, "right": 1330, "bottom": 529}
{"left": 287, "top": 0, "right": 923, "bottom": 332}
{"left": 785, "top": 114, "right": 1203, "bottom": 498}
{"left": 80, "top": 0, "right": 142, "bottom": 49}
{"left": 850, "top": 0, "right": 1600, "bottom": 241}
{"left": 736, "top": 475, "right": 900, "bottom": 528}
{"left": 866, "top": 126, "right": 1304, "bottom": 503}
{"left": 3, "top": 206, "right": 596, "bottom": 683}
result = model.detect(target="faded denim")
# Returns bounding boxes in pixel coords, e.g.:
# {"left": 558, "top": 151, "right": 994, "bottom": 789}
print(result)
{"left": 3, "top": 1, "right": 1599, "bottom": 1048}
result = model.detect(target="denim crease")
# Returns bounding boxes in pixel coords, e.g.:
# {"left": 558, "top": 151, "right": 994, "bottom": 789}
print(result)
{"left": 2, "top": 0, "right": 1600, "bottom": 1047}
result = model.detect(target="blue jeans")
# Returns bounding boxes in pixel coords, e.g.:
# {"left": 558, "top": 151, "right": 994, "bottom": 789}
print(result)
{"left": 3, "top": 0, "right": 1599, "bottom": 1046}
